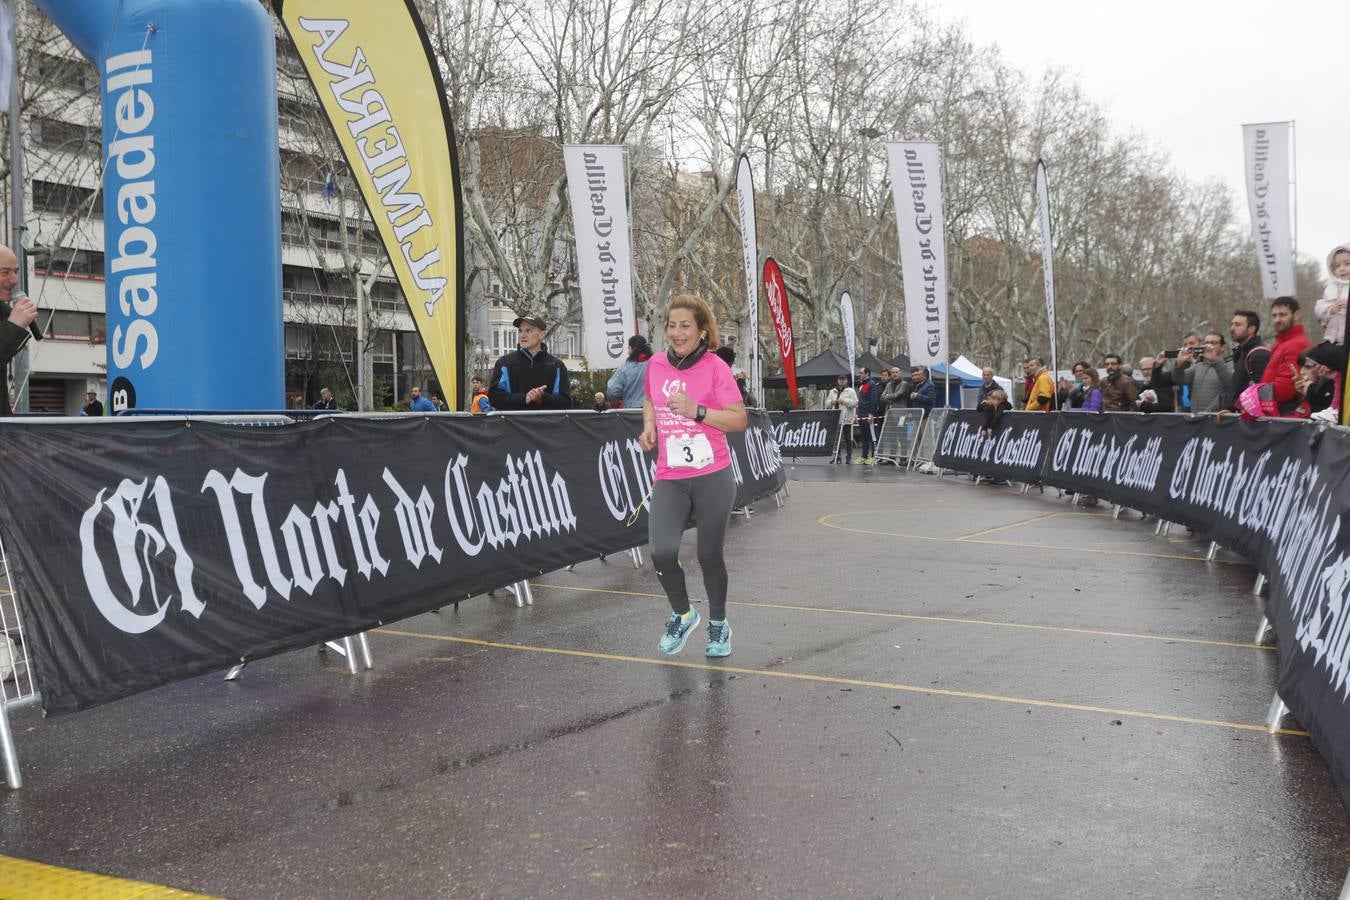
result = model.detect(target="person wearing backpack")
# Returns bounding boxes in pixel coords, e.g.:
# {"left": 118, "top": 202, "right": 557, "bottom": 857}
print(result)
{"left": 1226, "top": 309, "right": 1270, "bottom": 410}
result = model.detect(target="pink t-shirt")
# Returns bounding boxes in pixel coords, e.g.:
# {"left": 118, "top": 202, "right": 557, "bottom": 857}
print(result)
{"left": 645, "top": 351, "right": 743, "bottom": 481}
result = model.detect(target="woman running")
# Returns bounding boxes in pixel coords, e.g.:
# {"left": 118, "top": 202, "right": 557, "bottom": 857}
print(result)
{"left": 640, "top": 294, "right": 748, "bottom": 657}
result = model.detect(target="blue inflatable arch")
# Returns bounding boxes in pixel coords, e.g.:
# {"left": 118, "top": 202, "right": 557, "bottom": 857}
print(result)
{"left": 36, "top": 0, "right": 283, "bottom": 411}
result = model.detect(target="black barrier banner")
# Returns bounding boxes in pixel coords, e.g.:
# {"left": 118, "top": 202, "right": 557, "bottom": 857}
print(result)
{"left": 934, "top": 409, "right": 1350, "bottom": 811}
{"left": 0, "top": 410, "right": 784, "bottom": 714}
{"left": 931, "top": 409, "right": 1056, "bottom": 480}
{"left": 767, "top": 410, "right": 840, "bottom": 457}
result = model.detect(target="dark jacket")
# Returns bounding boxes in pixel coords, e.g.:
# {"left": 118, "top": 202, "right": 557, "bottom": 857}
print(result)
{"left": 876, "top": 378, "right": 905, "bottom": 419}
{"left": 1228, "top": 336, "right": 1270, "bottom": 409}
{"left": 910, "top": 379, "right": 936, "bottom": 412}
{"left": 1101, "top": 371, "right": 1138, "bottom": 412}
{"left": 489, "top": 344, "right": 573, "bottom": 410}
{"left": 979, "top": 397, "right": 1011, "bottom": 433}
{"left": 1137, "top": 365, "right": 1175, "bottom": 413}
{"left": 855, "top": 377, "right": 880, "bottom": 418}
{"left": 0, "top": 319, "right": 30, "bottom": 415}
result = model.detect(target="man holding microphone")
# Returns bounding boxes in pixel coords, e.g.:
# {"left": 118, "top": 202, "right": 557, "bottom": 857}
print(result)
{"left": 0, "top": 245, "right": 39, "bottom": 415}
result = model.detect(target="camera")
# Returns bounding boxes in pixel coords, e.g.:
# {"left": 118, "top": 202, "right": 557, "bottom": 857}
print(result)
{"left": 1188, "top": 346, "right": 1204, "bottom": 357}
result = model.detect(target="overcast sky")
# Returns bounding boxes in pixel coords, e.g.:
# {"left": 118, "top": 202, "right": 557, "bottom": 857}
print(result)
{"left": 934, "top": 0, "right": 1348, "bottom": 280}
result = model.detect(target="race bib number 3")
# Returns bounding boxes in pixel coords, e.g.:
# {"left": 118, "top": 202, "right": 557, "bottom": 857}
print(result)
{"left": 666, "top": 432, "right": 715, "bottom": 469}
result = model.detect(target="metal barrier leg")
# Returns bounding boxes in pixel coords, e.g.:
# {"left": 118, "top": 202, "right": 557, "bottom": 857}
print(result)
{"left": 1, "top": 701, "right": 21, "bottom": 789}
{"left": 224, "top": 662, "right": 247, "bottom": 681}
{"left": 1154, "top": 518, "right": 1165, "bottom": 535}
{"left": 1339, "top": 868, "right": 1350, "bottom": 900}
{"left": 510, "top": 583, "right": 524, "bottom": 608}
{"left": 1254, "top": 572, "right": 1267, "bottom": 596}
{"left": 1206, "top": 541, "right": 1219, "bottom": 562}
{"left": 1266, "top": 693, "right": 1288, "bottom": 734}
{"left": 631, "top": 547, "right": 643, "bottom": 568}
{"left": 522, "top": 581, "right": 535, "bottom": 606}
{"left": 358, "top": 632, "right": 375, "bottom": 670}
{"left": 1162, "top": 521, "right": 1172, "bottom": 536}
{"left": 1254, "top": 616, "right": 1272, "bottom": 644}
{"left": 1111, "top": 504, "right": 1122, "bottom": 520}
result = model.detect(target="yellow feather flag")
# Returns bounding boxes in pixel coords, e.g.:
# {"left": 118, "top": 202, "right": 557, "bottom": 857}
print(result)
{"left": 274, "top": 1, "right": 464, "bottom": 407}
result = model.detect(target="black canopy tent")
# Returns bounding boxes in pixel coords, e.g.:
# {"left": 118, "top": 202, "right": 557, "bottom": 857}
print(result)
{"left": 763, "top": 348, "right": 852, "bottom": 388}
{"left": 855, "top": 351, "right": 891, "bottom": 375}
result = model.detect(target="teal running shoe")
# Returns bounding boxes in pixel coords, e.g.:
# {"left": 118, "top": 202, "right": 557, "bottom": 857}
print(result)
{"left": 706, "top": 619, "right": 732, "bottom": 657}
{"left": 658, "top": 609, "right": 700, "bottom": 655}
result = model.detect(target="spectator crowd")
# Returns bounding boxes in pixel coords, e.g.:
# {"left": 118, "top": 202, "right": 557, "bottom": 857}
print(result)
{"left": 1011, "top": 287, "right": 1347, "bottom": 424}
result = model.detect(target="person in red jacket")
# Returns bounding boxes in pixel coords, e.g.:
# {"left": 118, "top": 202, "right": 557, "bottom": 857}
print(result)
{"left": 1259, "top": 297, "right": 1312, "bottom": 416}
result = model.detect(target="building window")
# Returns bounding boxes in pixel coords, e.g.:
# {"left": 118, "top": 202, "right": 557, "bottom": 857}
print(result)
{"left": 32, "top": 53, "right": 97, "bottom": 91}
{"left": 31, "top": 117, "right": 101, "bottom": 154}
{"left": 284, "top": 325, "right": 313, "bottom": 360}
{"left": 275, "top": 37, "right": 307, "bottom": 77}
{"left": 31, "top": 180, "right": 102, "bottom": 219}
{"left": 369, "top": 279, "right": 402, "bottom": 311}
{"left": 48, "top": 310, "right": 105, "bottom": 340}
{"left": 33, "top": 248, "right": 105, "bottom": 278}
{"left": 278, "top": 97, "right": 313, "bottom": 130}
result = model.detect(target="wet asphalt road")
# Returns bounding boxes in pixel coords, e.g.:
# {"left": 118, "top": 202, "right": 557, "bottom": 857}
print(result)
{"left": 2, "top": 460, "right": 1349, "bottom": 898}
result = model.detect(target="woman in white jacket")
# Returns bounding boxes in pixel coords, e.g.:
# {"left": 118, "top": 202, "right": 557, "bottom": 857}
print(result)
{"left": 1315, "top": 242, "right": 1350, "bottom": 344}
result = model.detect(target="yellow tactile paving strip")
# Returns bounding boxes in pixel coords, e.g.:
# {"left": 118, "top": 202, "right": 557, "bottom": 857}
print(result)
{"left": 0, "top": 855, "right": 217, "bottom": 899}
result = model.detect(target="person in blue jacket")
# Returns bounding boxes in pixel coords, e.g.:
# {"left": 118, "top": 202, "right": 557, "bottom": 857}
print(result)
{"left": 909, "top": 366, "right": 936, "bottom": 412}
{"left": 408, "top": 386, "right": 437, "bottom": 412}
{"left": 606, "top": 334, "right": 651, "bottom": 408}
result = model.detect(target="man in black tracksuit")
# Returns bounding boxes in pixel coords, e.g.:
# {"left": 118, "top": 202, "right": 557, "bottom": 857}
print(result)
{"left": 488, "top": 314, "right": 573, "bottom": 410}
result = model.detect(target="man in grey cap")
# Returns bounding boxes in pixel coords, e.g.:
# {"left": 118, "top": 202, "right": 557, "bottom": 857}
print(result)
{"left": 488, "top": 313, "right": 573, "bottom": 410}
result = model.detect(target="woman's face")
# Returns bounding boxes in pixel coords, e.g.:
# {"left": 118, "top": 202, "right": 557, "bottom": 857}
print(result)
{"left": 665, "top": 307, "right": 701, "bottom": 355}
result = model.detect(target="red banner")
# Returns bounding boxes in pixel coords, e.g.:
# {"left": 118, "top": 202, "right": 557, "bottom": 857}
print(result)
{"left": 763, "top": 257, "right": 798, "bottom": 408}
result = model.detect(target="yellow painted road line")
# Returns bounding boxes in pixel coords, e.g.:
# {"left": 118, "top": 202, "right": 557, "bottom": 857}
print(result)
{"left": 952, "top": 511, "right": 1066, "bottom": 541}
{"left": 377, "top": 628, "right": 1307, "bottom": 738}
{"left": 531, "top": 583, "right": 1272, "bottom": 652}
{"left": 817, "top": 512, "right": 1241, "bottom": 564}
{"left": 0, "top": 855, "right": 215, "bottom": 899}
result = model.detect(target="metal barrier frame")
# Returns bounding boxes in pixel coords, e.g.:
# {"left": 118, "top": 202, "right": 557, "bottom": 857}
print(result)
{"left": 0, "top": 521, "right": 41, "bottom": 789}
{"left": 909, "top": 408, "right": 949, "bottom": 472}
{"left": 873, "top": 408, "right": 926, "bottom": 467}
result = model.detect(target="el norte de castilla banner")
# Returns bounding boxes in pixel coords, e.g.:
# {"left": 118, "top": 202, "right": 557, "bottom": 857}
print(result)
{"left": 887, "top": 141, "right": 948, "bottom": 368}
{"left": 564, "top": 145, "right": 637, "bottom": 370}
{"left": 1242, "top": 122, "right": 1295, "bottom": 300}
{"left": 0, "top": 411, "right": 786, "bottom": 715}
{"left": 933, "top": 409, "right": 1350, "bottom": 813}
{"left": 276, "top": 1, "right": 465, "bottom": 405}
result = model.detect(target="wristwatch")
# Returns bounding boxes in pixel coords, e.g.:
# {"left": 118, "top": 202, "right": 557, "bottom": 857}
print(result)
{"left": 695, "top": 404, "right": 707, "bottom": 423}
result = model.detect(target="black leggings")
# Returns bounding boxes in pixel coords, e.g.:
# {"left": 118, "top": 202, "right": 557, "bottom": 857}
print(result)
{"left": 647, "top": 466, "right": 737, "bottom": 621}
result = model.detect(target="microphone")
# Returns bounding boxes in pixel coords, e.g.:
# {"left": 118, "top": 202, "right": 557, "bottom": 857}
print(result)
{"left": 9, "top": 290, "right": 43, "bottom": 341}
